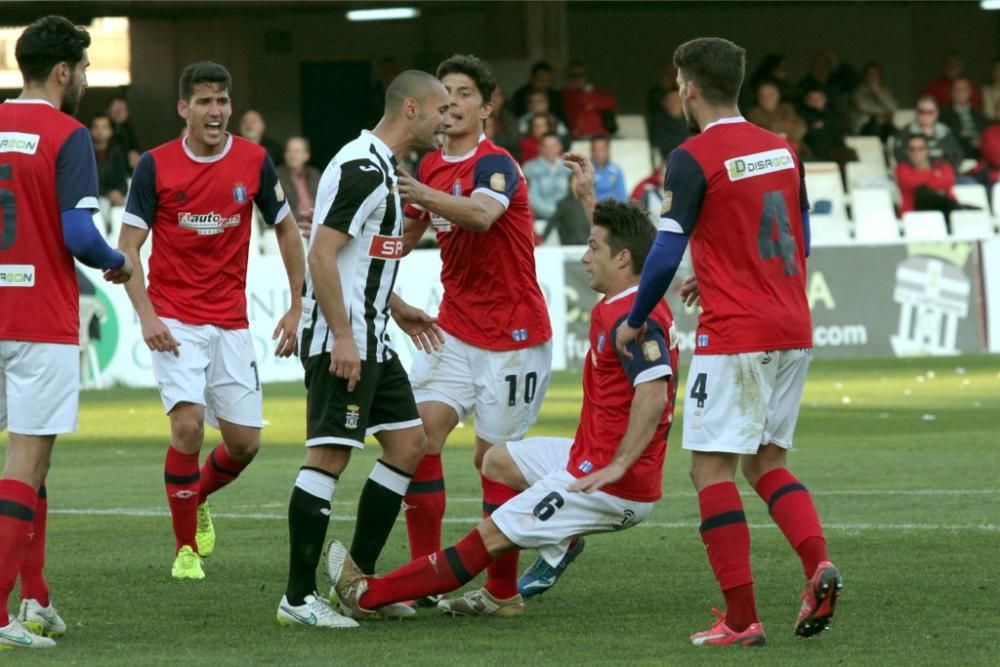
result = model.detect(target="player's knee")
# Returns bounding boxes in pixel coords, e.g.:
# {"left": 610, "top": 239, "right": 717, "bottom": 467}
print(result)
{"left": 171, "top": 418, "right": 204, "bottom": 450}
{"left": 480, "top": 446, "right": 505, "bottom": 483}
{"left": 228, "top": 438, "right": 260, "bottom": 461}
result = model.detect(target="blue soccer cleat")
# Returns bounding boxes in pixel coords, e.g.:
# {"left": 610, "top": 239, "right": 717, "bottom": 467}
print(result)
{"left": 517, "top": 537, "right": 585, "bottom": 598}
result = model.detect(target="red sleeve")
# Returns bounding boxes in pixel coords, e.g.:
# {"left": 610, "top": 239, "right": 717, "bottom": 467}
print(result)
{"left": 895, "top": 162, "right": 932, "bottom": 190}
{"left": 402, "top": 160, "right": 428, "bottom": 220}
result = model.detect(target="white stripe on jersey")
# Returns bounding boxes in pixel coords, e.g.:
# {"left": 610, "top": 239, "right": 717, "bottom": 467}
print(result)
{"left": 299, "top": 131, "right": 402, "bottom": 362}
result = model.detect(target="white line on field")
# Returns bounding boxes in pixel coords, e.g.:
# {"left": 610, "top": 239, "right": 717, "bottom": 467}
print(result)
{"left": 49, "top": 508, "right": 999, "bottom": 533}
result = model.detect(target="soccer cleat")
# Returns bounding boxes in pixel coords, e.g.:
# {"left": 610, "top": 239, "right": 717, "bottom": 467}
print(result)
{"left": 196, "top": 502, "right": 216, "bottom": 558}
{"left": 0, "top": 617, "right": 55, "bottom": 650}
{"left": 415, "top": 594, "right": 445, "bottom": 608}
{"left": 325, "top": 540, "right": 374, "bottom": 620}
{"left": 690, "top": 609, "right": 766, "bottom": 647}
{"left": 276, "top": 594, "right": 359, "bottom": 629}
{"left": 18, "top": 599, "right": 66, "bottom": 638}
{"left": 518, "top": 537, "right": 586, "bottom": 598}
{"left": 795, "top": 560, "right": 843, "bottom": 638}
{"left": 437, "top": 588, "right": 524, "bottom": 617}
{"left": 340, "top": 600, "right": 416, "bottom": 621}
{"left": 171, "top": 545, "right": 206, "bottom": 580}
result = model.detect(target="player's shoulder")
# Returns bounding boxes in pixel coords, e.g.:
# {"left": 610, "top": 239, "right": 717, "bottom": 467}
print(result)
{"left": 476, "top": 139, "right": 519, "bottom": 168}
{"left": 147, "top": 137, "right": 185, "bottom": 160}
{"left": 229, "top": 134, "right": 268, "bottom": 159}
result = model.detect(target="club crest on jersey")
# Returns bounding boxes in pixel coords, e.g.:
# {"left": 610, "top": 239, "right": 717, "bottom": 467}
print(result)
{"left": 452, "top": 180, "right": 462, "bottom": 197}
{"left": 660, "top": 190, "right": 673, "bottom": 215}
{"left": 697, "top": 334, "right": 709, "bottom": 348}
{"left": 642, "top": 340, "right": 661, "bottom": 362}
{"left": 596, "top": 333, "right": 606, "bottom": 353}
{"left": 578, "top": 460, "right": 594, "bottom": 474}
{"left": 489, "top": 172, "right": 506, "bottom": 192}
{"left": 345, "top": 404, "right": 361, "bottom": 429}
{"left": 232, "top": 182, "right": 248, "bottom": 203}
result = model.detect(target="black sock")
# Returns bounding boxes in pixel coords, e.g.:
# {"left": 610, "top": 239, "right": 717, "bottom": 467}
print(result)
{"left": 350, "top": 459, "right": 412, "bottom": 574}
{"left": 286, "top": 467, "right": 337, "bottom": 606}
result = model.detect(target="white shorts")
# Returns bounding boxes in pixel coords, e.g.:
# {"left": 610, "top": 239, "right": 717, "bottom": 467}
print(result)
{"left": 491, "top": 437, "right": 655, "bottom": 567}
{"left": 409, "top": 330, "right": 551, "bottom": 443}
{"left": 682, "top": 349, "right": 811, "bottom": 455}
{"left": 0, "top": 341, "right": 79, "bottom": 435}
{"left": 151, "top": 318, "right": 263, "bottom": 429}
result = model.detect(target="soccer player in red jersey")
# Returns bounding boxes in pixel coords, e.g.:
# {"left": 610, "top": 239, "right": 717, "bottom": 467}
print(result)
{"left": 326, "top": 155, "right": 679, "bottom": 618}
{"left": 0, "top": 16, "right": 132, "bottom": 649}
{"left": 118, "top": 62, "right": 304, "bottom": 580}
{"left": 396, "top": 54, "right": 553, "bottom": 615}
{"left": 616, "top": 38, "right": 842, "bottom": 646}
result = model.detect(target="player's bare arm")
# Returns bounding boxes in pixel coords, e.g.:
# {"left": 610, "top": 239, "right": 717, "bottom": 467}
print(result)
{"left": 397, "top": 167, "right": 505, "bottom": 233}
{"left": 118, "top": 224, "right": 181, "bottom": 356}
{"left": 563, "top": 152, "right": 597, "bottom": 222}
{"left": 388, "top": 292, "right": 444, "bottom": 352}
{"left": 308, "top": 224, "right": 361, "bottom": 391}
{"left": 401, "top": 215, "right": 430, "bottom": 255}
{"left": 569, "top": 379, "right": 669, "bottom": 493}
{"left": 272, "top": 212, "right": 305, "bottom": 357}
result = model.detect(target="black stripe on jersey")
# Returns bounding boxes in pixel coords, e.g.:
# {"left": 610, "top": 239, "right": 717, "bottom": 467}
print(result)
{"left": 323, "top": 158, "right": 385, "bottom": 234}
{"left": 300, "top": 281, "right": 319, "bottom": 365}
{"left": 364, "top": 145, "right": 396, "bottom": 363}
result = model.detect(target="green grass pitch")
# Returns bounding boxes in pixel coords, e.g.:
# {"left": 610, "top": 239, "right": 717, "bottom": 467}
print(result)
{"left": 3, "top": 354, "right": 998, "bottom": 665}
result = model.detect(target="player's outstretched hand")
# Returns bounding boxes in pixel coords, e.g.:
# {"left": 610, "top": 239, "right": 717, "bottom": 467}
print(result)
{"left": 614, "top": 322, "right": 646, "bottom": 359}
{"left": 568, "top": 461, "right": 626, "bottom": 494}
{"left": 563, "top": 153, "right": 596, "bottom": 200}
{"left": 140, "top": 314, "right": 181, "bottom": 357}
{"left": 103, "top": 254, "right": 134, "bottom": 284}
{"left": 396, "top": 167, "right": 430, "bottom": 207}
{"left": 330, "top": 336, "right": 361, "bottom": 392}
{"left": 391, "top": 301, "right": 444, "bottom": 352}
{"left": 272, "top": 307, "right": 300, "bottom": 357}
{"left": 679, "top": 273, "right": 700, "bottom": 308}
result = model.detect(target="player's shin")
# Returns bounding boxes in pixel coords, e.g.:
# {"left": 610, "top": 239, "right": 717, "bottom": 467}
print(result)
{"left": 198, "top": 442, "right": 253, "bottom": 504}
{"left": 404, "top": 453, "right": 446, "bottom": 559}
{"left": 18, "top": 483, "right": 49, "bottom": 606}
{"left": 698, "top": 482, "right": 758, "bottom": 631}
{"left": 481, "top": 474, "right": 520, "bottom": 599}
{"left": 754, "top": 468, "right": 828, "bottom": 577}
{"left": 350, "top": 460, "right": 411, "bottom": 574}
{"left": 164, "top": 446, "right": 201, "bottom": 552}
{"left": 0, "top": 479, "right": 38, "bottom": 619}
{"left": 286, "top": 467, "right": 338, "bottom": 605}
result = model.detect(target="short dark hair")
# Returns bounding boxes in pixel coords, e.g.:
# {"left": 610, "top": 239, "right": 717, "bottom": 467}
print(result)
{"left": 591, "top": 135, "right": 610, "bottom": 149}
{"left": 179, "top": 61, "right": 231, "bottom": 101}
{"left": 15, "top": 15, "right": 90, "bottom": 84}
{"left": 673, "top": 37, "right": 746, "bottom": 106}
{"left": 89, "top": 113, "right": 110, "bottom": 126}
{"left": 437, "top": 54, "right": 496, "bottom": 104}
{"left": 593, "top": 201, "right": 656, "bottom": 275}
{"left": 530, "top": 61, "right": 552, "bottom": 76}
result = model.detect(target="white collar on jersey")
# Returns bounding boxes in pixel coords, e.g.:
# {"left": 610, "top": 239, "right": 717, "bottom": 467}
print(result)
{"left": 441, "top": 134, "right": 487, "bottom": 163}
{"left": 361, "top": 129, "right": 394, "bottom": 164}
{"left": 3, "top": 98, "right": 56, "bottom": 108}
{"left": 702, "top": 116, "right": 746, "bottom": 132}
{"left": 604, "top": 285, "right": 639, "bottom": 304}
{"left": 182, "top": 133, "right": 233, "bottom": 163}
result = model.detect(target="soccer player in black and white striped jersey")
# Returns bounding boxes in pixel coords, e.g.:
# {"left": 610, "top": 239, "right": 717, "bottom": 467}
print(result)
{"left": 278, "top": 70, "right": 450, "bottom": 629}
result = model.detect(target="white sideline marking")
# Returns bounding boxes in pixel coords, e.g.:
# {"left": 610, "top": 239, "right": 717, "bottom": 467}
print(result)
{"left": 49, "top": 508, "right": 1000, "bottom": 533}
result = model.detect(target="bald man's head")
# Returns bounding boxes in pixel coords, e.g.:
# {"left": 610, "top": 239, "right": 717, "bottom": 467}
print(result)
{"left": 384, "top": 69, "right": 444, "bottom": 118}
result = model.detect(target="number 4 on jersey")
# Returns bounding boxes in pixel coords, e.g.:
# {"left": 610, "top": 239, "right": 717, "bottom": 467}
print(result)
{"left": 757, "top": 190, "right": 798, "bottom": 276}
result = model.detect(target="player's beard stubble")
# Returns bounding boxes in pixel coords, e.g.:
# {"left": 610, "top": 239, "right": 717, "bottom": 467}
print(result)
{"left": 62, "top": 71, "right": 84, "bottom": 116}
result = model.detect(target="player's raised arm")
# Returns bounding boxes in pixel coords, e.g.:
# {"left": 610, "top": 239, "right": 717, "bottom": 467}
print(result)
{"left": 563, "top": 152, "right": 597, "bottom": 223}
{"left": 396, "top": 155, "right": 514, "bottom": 233}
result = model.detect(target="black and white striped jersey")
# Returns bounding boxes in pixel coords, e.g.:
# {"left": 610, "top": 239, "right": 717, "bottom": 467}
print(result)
{"left": 299, "top": 131, "right": 403, "bottom": 362}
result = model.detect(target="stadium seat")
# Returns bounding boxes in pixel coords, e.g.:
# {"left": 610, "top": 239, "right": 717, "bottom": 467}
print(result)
{"left": 952, "top": 183, "right": 991, "bottom": 213}
{"left": 810, "top": 216, "right": 852, "bottom": 246}
{"left": 958, "top": 158, "right": 978, "bottom": 175}
{"left": 804, "top": 162, "right": 848, "bottom": 223}
{"left": 854, "top": 212, "right": 900, "bottom": 243}
{"left": 615, "top": 114, "right": 648, "bottom": 141}
{"left": 844, "top": 136, "right": 886, "bottom": 168}
{"left": 993, "top": 182, "right": 1000, "bottom": 218}
{"left": 893, "top": 109, "right": 915, "bottom": 128}
{"left": 845, "top": 160, "right": 891, "bottom": 193}
{"left": 949, "top": 210, "right": 995, "bottom": 240}
{"left": 850, "top": 187, "right": 896, "bottom": 222}
{"left": 902, "top": 210, "right": 948, "bottom": 241}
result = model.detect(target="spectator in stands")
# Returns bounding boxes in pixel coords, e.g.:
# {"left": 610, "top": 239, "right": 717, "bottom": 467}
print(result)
{"left": 517, "top": 90, "right": 571, "bottom": 147}
{"left": 977, "top": 124, "right": 1000, "bottom": 186}
{"left": 629, "top": 163, "right": 666, "bottom": 225}
{"left": 277, "top": 137, "right": 321, "bottom": 231}
{"left": 744, "top": 53, "right": 793, "bottom": 111}
{"left": 107, "top": 94, "right": 140, "bottom": 170}
{"left": 645, "top": 62, "right": 678, "bottom": 119}
{"left": 591, "top": 136, "right": 627, "bottom": 202}
{"left": 511, "top": 61, "right": 564, "bottom": 121}
{"left": 796, "top": 49, "right": 858, "bottom": 115}
{"left": 649, "top": 87, "right": 691, "bottom": 163}
{"left": 522, "top": 133, "right": 571, "bottom": 221}
{"left": 561, "top": 61, "right": 619, "bottom": 139}
{"left": 799, "top": 86, "right": 857, "bottom": 166}
{"left": 518, "top": 112, "right": 557, "bottom": 164}
{"left": 851, "top": 61, "right": 898, "bottom": 141}
{"left": 983, "top": 58, "right": 1000, "bottom": 122}
{"left": 239, "top": 109, "right": 283, "bottom": 166}
{"left": 488, "top": 83, "right": 521, "bottom": 159}
{"left": 924, "top": 51, "right": 983, "bottom": 109}
{"left": 747, "top": 80, "right": 807, "bottom": 155}
{"left": 894, "top": 96, "right": 964, "bottom": 171}
{"left": 90, "top": 114, "right": 128, "bottom": 207}
{"left": 541, "top": 172, "right": 590, "bottom": 245}
{"left": 940, "top": 77, "right": 988, "bottom": 161}
{"left": 896, "top": 134, "right": 976, "bottom": 230}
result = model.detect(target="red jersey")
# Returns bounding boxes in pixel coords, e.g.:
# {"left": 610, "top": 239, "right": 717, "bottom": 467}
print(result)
{"left": 124, "top": 135, "right": 289, "bottom": 329}
{"left": 0, "top": 99, "right": 100, "bottom": 344}
{"left": 567, "top": 287, "right": 679, "bottom": 503}
{"left": 404, "top": 136, "right": 551, "bottom": 350}
{"left": 662, "top": 118, "right": 812, "bottom": 354}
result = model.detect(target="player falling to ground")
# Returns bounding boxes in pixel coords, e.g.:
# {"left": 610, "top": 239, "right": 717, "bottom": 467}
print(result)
{"left": 0, "top": 15, "right": 133, "bottom": 650}
{"left": 326, "top": 155, "right": 680, "bottom": 621}
{"left": 278, "top": 71, "right": 449, "bottom": 629}
{"left": 398, "top": 54, "right": 553, "bottom": 616}
{"left": 118, "top": 62, "right": 305, "bottom": 580}
{"left": 615, "top": 37, "right": 842, "bottom": 647}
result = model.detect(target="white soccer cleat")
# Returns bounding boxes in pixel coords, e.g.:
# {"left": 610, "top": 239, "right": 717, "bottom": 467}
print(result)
{"left": 0, "top": 616, "right": 56, "bottom": 650}
{"left": 276, "top": 594, "right": 359, "bottom": 629}
{"left": 18, "top": 599, "right": 66, "bottom": 638}
{"left": 325, "top": 540, "right": 374, "bottom": 620}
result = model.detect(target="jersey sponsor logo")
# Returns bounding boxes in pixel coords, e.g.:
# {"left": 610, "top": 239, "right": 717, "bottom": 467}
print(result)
{"left": 232, "top": 182, "right": 248, "bottom": 204}
{"left": 578, "top": 460, "right": 594, "bottom": 474}
{"left": 489, "top": 172, "right": 506, "bottom": 193}
{"left": 724, "top": 148, "right": 795, "bottom": 181}
{"left": 615, "top": 508, "right": 637, "bottom": 530}
{"left": 345, "top": 404, "right": 360, "bottom": 429}
{"left": 660, "top": 190, "right": 673, "bottom": 215}
{"left": 512, "top": 328, "right": 528, "bottom": 342}
{"left": 430, "top": 213, "right": 453, "bottom": 233}
{"left": 369, "top": 234, "right": 404, "bottom": 259}
{"left": 178, "top": 212, "right": 242, "bottom": 235}
{"left": 0, "top": 264, "right": 35, "bottom": 287}
{"left": 642, "top": 340, "right": 661, "bottom": 361}
{"left": 0, "top": 132, "right": 39, "bottom": 155}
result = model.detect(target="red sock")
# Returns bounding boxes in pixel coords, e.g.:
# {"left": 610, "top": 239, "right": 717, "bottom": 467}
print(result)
{"left": 165, "top": 446, "right": 200, "bottom": 553}
{"left": 404, "top": 453, "right": 446, "bottom": 559}
{"left": 698, "top": 482, "right": 757, "bottom": 631}
{"left": 481, "top": 474, "right": 519, "bottom": 600}
{"left": 755, "top": 468, "right": 828, "bottom": 577}
{"left": 0, "top": 479, "right": 39, "bottom": 619}
{"left": 198, "top": 442, "right": 251, "bottom": 504}
{"left": 19, "top": 483, "right": 49, "bottom": 606}
{"left": 362, "top": 529, "right": 494, "bottom": 609}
